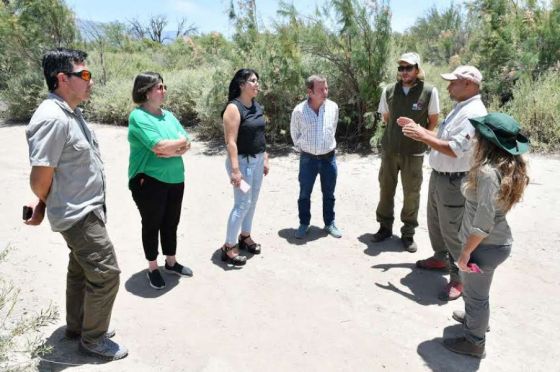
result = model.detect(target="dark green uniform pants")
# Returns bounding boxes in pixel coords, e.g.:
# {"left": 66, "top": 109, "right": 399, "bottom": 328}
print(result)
{"left": 60, "top": 212, "right": 121, "bottom": 344}
{"left": 376, "top": 152, "right": 424, "bottom": 238}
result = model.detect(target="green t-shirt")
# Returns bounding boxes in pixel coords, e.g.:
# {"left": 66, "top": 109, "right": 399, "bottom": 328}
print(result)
{"left": 128, "top": 108, "right": 190, "bottom": 184}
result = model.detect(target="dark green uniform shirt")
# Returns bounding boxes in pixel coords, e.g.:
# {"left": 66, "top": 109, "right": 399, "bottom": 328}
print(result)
{"left": 381, "top": 81, "right": 433, "bottom": 155}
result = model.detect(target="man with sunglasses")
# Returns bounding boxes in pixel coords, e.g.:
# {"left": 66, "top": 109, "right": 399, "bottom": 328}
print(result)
{"left": 24, "top": 48, "right": 127, "bottom": 360}
{"left": 373, "top": 52, "right": 440, "bottom": 253}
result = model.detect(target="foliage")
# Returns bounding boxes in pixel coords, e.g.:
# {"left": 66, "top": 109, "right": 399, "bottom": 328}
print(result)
{"left": 0, "top": 0, "right": 76, "bottom": 91}
{"left": 0, "top": 244, "right": 59, "bottom": 371}
{"left": 1, "top": 72, "right": 47, "bottom": 121}
{"left": 398, "top": 4, "right": 468, "bottom": 66}
{"left": 1, "top": 0, "right": 559, "bottom": 151}
{"left": 489, "top": 71, "right": 560, "bottom": 152}
{"left": 302, "top": 0, "right": 392, "bottom": 145}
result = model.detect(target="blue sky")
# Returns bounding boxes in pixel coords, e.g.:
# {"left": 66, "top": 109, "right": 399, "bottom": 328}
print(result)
{"left": 65, "top": 0, "right": 459, "bottom": 35}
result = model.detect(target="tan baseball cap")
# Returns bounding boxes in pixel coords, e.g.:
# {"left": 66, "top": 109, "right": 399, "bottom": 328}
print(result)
{"left": 398, "top": 52, "right": 421, "bottom": 67}
{"left": 441, "top": 65, "right": 483, "bottom": 85}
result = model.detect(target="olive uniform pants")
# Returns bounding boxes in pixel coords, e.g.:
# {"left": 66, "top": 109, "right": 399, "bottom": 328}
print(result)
{"left": 376, "top": 152, "right": 424, "bottom": 238}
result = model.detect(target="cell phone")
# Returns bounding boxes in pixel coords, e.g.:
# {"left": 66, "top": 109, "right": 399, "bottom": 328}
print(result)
{"left": 467, "top": 263, "right": 483, "bottom": 273}
{"left": 22, "top": 205, "right": 33, "bottom": 220}
{"left": 239, "top": 179, "right": 251, "bottom": 193}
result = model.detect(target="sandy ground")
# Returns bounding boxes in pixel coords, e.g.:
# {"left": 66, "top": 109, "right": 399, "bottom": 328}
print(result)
{"left": 0, "top": 123, "right": 559, "bottom": 372}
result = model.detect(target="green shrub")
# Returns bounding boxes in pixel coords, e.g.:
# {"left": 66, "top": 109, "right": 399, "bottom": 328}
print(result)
{"left": 490, "top": 71, "right": 560, "bottom": 152}
{"left": 86, "top": 77, "right": 134, "bottom": 125}
{"left": 0, "top": 72, "right": 47, "bottom": 122}
{"left": 164, "top": 68, "right": 211, "bottom": 126}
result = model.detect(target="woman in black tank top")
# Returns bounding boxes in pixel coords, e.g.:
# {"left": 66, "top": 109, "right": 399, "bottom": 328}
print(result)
{"left": 220, "top": 68, "right": 269, "bottom": 266}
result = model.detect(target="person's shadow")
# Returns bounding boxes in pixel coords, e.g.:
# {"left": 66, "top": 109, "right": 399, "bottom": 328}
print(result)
{"left": 358, "top": 233, "right": 406, "bottom": 256}
{"left": 417, "top": 324, "right": 482, "bottom": 371}
{"left": 37, "top": 326, "right": 111, "bottom": 371}
{"left": 372, "top": 263, "right": 448, "bottom": 306}
{"left": 277, "top": 226, "right": 327, "bottom": 246}
{"left": 124, "top": 268, "right": 182, "bottom": 298}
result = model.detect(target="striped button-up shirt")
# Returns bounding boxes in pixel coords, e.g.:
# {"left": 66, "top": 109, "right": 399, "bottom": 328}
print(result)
{"left": 290, "top": 98, "right": 339, "bottom": 155}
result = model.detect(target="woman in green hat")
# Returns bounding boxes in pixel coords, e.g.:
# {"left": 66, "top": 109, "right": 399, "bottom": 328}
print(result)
{"left": 443, "top": 113, "right": 530, "bottom": 358}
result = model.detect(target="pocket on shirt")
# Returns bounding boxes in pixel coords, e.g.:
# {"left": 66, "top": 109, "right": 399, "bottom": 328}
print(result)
{"left": 72, "top": 140, "right": 90, "bottom": 151}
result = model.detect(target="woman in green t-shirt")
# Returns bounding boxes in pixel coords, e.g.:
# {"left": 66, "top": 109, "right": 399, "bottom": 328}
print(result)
{"left": 128, "top": 72, "right": 193, "bottom": 290}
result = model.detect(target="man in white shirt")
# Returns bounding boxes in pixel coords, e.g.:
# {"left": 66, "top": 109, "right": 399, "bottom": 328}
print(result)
{"left": 290, "top": 75, "right": 341, "bottom": 239}
{"left": 398, "top": 65, "right": 488, "bottom": 301}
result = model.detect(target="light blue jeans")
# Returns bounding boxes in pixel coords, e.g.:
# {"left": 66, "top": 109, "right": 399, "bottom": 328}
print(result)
{"left": 225, "top": 152, "right": 265, "bottom": 245}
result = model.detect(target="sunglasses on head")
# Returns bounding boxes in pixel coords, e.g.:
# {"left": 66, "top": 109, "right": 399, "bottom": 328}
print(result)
{"left": 65, "top": 70, "right": 92, "bottom": 81}
{"left": 397, "top": 65, "right": 416, "bottom": 72}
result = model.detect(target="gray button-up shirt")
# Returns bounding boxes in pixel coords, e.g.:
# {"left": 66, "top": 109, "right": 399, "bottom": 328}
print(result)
{"left": 26, "top": 93, "right": 106, "bottom": 232}
{"left": 460, "top": 165, "right": 512, "bottom": 246}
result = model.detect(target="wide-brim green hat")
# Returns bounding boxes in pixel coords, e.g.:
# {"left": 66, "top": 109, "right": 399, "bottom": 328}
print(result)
{"left": 468, "top": 113, "right": 529, "bottom": 155}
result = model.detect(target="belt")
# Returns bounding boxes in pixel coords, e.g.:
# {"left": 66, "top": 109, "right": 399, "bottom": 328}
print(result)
{"left": 433, "top": 170, "right": 468, "bottom": 177}
{"left": 301, "top": 150, "right": 335, "bottom": 159}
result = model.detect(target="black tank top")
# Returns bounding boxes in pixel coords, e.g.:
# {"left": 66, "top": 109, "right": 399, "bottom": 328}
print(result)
{"left": 231, "top": 98, "right": 266, "bottom": 155}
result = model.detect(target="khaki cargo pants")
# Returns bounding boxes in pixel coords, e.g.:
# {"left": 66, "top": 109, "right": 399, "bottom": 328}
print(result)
{"left": 60, "top": 211, "right": 120, "bottom": 344}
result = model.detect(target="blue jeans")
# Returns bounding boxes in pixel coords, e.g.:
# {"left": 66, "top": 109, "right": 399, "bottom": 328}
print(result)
{"left": 225, "top": 152, "right": 265, "bottom": 245}
{"left": 297, "top": 152, "right": 337, "bottom": 226}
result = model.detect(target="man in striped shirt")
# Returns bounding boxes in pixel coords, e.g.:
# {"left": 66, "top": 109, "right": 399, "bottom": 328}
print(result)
{"left": 290, "top": 75, "right": 341, "bottom": 239}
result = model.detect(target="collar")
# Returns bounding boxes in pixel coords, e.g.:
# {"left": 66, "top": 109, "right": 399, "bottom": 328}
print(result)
{"left": 47, "top": 92, "right": 81, "bottom": 116}
{"left": 453, "top": 94, "right": 482, "bottom": 110}
{"left": 306, "top": 98, "right": 327, "bottom": 112}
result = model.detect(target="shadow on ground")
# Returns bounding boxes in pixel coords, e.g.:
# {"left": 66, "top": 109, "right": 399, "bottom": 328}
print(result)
{"left": 277, "top": 226, "right": 328, "bottom": 246}
{"left": 417, "top": 324, "right": 482, "bottom": 371}
{"left": 124, "top": 268, "right": 185, "bottom": 297}
{"left": 37, "top": 326, "right": 112, "bottom": 371}
{"left": 372, "top": 262, "right": 449, "bottom": 306}
{"left": 358, "top": 233, "right": 407, "bottom": 256}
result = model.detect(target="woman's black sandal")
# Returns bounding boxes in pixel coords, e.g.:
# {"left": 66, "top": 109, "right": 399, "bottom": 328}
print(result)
{"left": 238, "top": 234, "right": 261, "bottom": 254}
{"left": 221, "top": 245, "right": 247, "bottom": 266}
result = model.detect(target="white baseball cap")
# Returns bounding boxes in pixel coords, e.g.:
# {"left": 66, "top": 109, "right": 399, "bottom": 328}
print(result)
{"left": 441, "top": 65, "right": 483, "bottom": 85}
{"left": 398, "top": 52, "right": 421, "bottom": 67}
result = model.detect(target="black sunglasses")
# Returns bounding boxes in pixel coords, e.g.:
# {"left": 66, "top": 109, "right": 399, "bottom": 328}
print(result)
{"left": 65, "top": 70, "right": 92, "bottom": 81}
{"left": 397, "top": 65, "right": 416, "bottom": 72}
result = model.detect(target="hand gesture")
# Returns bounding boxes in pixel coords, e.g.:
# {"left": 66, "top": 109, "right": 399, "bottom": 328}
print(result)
{"left": 230, "top": 168, "right": 242, "bottom": 187}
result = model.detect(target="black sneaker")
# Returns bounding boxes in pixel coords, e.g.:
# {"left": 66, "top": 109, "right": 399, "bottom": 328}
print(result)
{"left": 147, "top": 269, "right": 166, "bottom": 290}
{"left": 372, "top": 227, "right": 392, "bottom": 242}
{"left": 401, "top": 237, "right": 418, "bottom": 253}
{"left": 164, "top": 261, "right": 193, "bottom": 277}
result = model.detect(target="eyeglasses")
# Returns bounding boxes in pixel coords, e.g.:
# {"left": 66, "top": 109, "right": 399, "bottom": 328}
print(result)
{"left": 397, "top": 65, "right": 416, "bottom": 73}
{"left": 155, "top": 84, "right": 167, "bottom": 91}
{"left": 66, "top": 70, "right": 92, "bottom": 81}
{"left": 247, "top": 78, "right": 259, "bottom": 84}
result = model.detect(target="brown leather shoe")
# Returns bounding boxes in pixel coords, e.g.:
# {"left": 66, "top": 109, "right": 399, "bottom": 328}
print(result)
{"left": 438, "top": 281, "right": 463, "bottom": 301}
{"left": 416, "top": 256, "right": 449, "bottom": 271}
{"left": 443, "top": 336, "right": 486, "bottom": 358}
